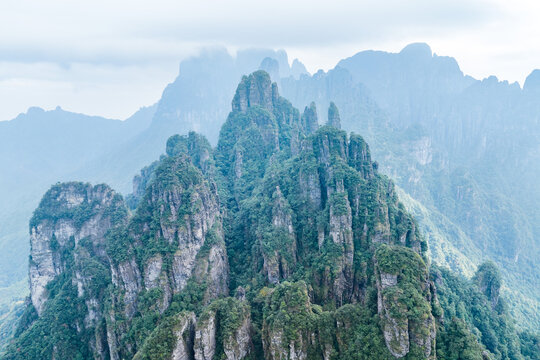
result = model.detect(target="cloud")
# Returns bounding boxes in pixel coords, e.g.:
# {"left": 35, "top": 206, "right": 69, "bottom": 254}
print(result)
{"left": 0, "top": 0, "right": 538, "bottom": 120}
{"left": 0, "top": 0, "right": 498, "bottom": 66}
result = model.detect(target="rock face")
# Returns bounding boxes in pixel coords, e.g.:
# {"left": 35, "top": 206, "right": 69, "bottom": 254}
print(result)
{"left": 262, "top": 283, "right": 311, "bottom": 360}
{"left": 375, "top": 245, "right": 436, "bottom": 359}
{"left": 135, "top": 153, "right": 227, "bottom": 297}
{"left": 376, "top": 268, "right": 410, "bottom": 358}
{"left": 301, "top": 102, "right": 319, "bottom": 134}
{"left": 262, "top": 187, "right": 297, "bottom": 284}
{"left": 232, "top": 70, "right": 279, "bottom": 113}
{"left": 223, "top": 314, "right": 251, "bottom": 360}
{"left": 194, "top": 310, "right": 217, "bottom": 360}
{"left": 193, "top": 300, "right": 252, "bottom": 360}
{"left": 26, "top": 182, "right": 127, "bottom": 359}
{"left": 29, "top": 183, "right": 126, "bottom": 316}
{"left": 171, "top": 312, "right": 196, "bottom": 360}
{"left": 327, "top": 102, "right": 341, "bottom": 129}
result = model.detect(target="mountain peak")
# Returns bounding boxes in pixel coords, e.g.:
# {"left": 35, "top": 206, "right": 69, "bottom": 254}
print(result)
{"left": 399, "top": 42, "right": 433, "bottom": 59}
{"left": 26, "top": 106, "right": 45, "bottom": 116}
{"left": 291, "top": 58, "right": 309, "bottom": 78}
{"left": 327, "top": 102, "right": 341, "bottom": 129}
{"left": 259, "top": 57, "right": 280, "bottom": 81}
{"left": 524, "top": 69, "right": 540, "bottom": 92}
{"left": 231, "top": 70, "right": 279, "bottom": 113}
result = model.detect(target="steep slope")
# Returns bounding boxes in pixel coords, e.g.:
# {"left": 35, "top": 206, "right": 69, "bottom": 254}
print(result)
{"left": 5, "top": 71, "right": 537, "bottom": 360}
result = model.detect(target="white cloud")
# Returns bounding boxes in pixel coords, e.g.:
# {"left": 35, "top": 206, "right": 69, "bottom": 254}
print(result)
{"left": 0, "top": 0, "right": 539, "bottom": 120}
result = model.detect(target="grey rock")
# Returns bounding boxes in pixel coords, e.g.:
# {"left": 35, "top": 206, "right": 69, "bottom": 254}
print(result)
{"left": 327, "top": 102, "right": 341, "bottom": 129}
{"left": 171, "top": 312, "right": 196, "bottom": 360}
{"left": 194, "top": 310, "right": 217, "bottom": 360}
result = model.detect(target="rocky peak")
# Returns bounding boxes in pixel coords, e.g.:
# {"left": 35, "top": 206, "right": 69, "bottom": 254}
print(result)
{"left": 301, "top": 101, "right": 318, "bottom": 134}
{"left": 524, "top": 69, "right": 540, "bottom": 93}
{"left": 312, "top": 126, "right": 348, "bottom": 167}
{"left": 232, "top": 70, "right": 279, "bottom": 113}
{"left": 29, "top": 182, "right": 125, "bottom": 316}
{"left": 259, "top": 57, "right": 281, "bottom": 82}
{"left": 290, "top": 58, "right": 309, "bottom": 79}
{"left": 166, "top": 131, "right": 215, "bottom": 175}
{"left": 399, "top": 42, "right": 433, "bottom": 60}
{"left": 128, "top": 154, "right": 227, "bottom": 297}
{"left": 327, "top": 101, "right": 341, "bottom": 129}
{"left": 348, "top": 134, "right": 374, "bottom": 179}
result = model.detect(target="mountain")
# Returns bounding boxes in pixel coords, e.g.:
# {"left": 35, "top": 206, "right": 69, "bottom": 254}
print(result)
{"left": 1, "top": 42, "right": 540, "bottom": 346}
{"left": 2, "top": 72, "right": 538, "bottom": 360}
{"left": 0, "top": 104, "right": 156, "bottom": 351}
{"left": 0, "top": 48, "right": 306, "bottom": 287}
{"left": 279, "top": 44, "right": 540, "bottom": 329}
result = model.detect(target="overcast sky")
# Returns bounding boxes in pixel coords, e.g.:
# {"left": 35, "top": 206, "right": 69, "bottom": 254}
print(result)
{"left": 1, "top": 0, "right": 540, "bottom": 120}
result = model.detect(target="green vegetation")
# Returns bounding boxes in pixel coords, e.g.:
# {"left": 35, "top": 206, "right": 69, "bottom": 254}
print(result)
{"left": 132, "top": 314, "right": 184, "bottom": 360}
{"left": 4, "top": 72, "right": 538, "bottom": 360}
{"left": 433, "top": 264, "right": 539, "bottom": 360}
{"left": 3, "top": 274, "right": 91, "bottom": 360}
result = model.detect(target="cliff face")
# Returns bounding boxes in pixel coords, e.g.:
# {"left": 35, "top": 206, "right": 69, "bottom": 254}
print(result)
{"left": 6, "top": 71, "right": 513, "bottom": 360}
{"left": 29, "top": 183, "right": 125, "bottom": 316}
{"left": 24, "top": 182, "right": 128, "bottom": 359}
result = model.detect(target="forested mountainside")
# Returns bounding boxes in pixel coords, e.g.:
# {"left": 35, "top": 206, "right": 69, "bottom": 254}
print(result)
{"left": 3, "top": 72, "right": 538, "bottom": 360}
{"left": 76, "top": 43, "right": 540, "bottom": 329}
{"left": 279, "top": 44, "right": 540, "bottom": 329}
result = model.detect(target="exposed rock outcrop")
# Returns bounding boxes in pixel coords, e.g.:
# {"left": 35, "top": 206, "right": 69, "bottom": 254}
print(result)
{"left": 301, "top": 102, "right": 319, "bottom": 134}
{"left": 126, "top": 154, "right": 228, "bottom": 313}
{"left": 194, "top": 310, "right": 217, "bottom": 360}
{"left": 262, "top": 282, "right": 311, "bottom": 360}
{"left": 327, "top": 102, "right": 341, "bottom": 129}
{"left": 29, "top": 183, "right": 126, "bottom": 316}
{"left": 232, "top": 70, "right": 279, "bottom": 113}
{"left": 375, "top": 245, "right": 436, "bottom": 358}
{"left": 223, "top": 314, "right": 251, "bottom": 360}
{"left": 262, "top": 186, "right": 297, "bottom": 284}
{"left": 171, "top": 312, "right": 196, "bottom": 360}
